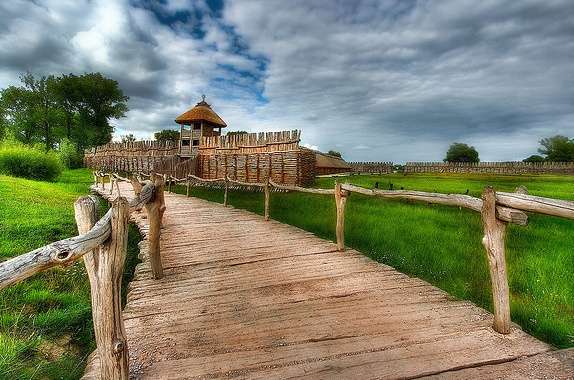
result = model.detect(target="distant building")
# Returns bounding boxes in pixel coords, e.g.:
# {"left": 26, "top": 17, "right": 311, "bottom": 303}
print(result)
{"left": 175, "top": 95, "right": 227, "bottom": 157}
{"left": 314, "top": 151, "right": 352, "bottom": 175}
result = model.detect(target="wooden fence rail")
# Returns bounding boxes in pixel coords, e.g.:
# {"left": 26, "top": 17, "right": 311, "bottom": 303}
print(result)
{"left": 0, "top": 172, "right": 166, "bottom": 380}
{"left": 161, "top": 172, "right": 574, "bottom": 336}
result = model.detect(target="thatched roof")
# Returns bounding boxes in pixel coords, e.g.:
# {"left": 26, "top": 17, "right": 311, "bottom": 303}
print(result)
{"left": 175, "top": 97, "right": 227, "bottom": 127}
{"left": 315, "top": 151, "right": 352, "bottom": 169}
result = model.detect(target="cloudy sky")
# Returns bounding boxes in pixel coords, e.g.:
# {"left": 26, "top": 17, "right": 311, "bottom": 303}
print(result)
{"left": 1, "top": 0, "right": 573, "bottom": 162}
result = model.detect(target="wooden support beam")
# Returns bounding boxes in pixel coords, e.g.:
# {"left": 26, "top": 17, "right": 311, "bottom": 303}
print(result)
{"left": 481, "top": 186, "right": 511, "bottom": 334}
{"left": 335, "top": 182, "right": 348, "bottom": 252}
{"left": 75, "top": 196, "right": 130, "bottom": 380}
{"left": 223, "top": 176, "right": 229, "bottom": 207}
{"left": 264, "top": 180, "right": 270, "bottom": 221}
{"left": 145, "top": 177, "right": 165, "bottom": 279}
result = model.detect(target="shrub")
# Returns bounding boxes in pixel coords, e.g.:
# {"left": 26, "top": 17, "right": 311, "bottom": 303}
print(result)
{"left": 57, "top": 138, "right": 84, "bottom": 169}
{"left": 0, "top": 144, "right": 63, "bottom": 181}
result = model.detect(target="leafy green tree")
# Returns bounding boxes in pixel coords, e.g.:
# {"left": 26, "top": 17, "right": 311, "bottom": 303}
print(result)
{"left": 444, "top": 142, "right": 479, "bottom": 163}
{"left": 0, "top": 72, "right": 129, "bottom": 151}
{"left": 51, "top": 73, "right": 81, "bottom": 139}
{"left": 155, "top": 129, "right": 180, "bottom": 143}
{"left": 327, "top": 150, "right": 342, "bottom": 158}
{"left": 74, "top": 73, "right": 129, "bottom": 148}
{"left": 523, "top": 154, "right": 545, "bottom": 163}
{"left": 121, "top": 134, "right": 136, "bottom": 143}
{"left": 538, "top": 135, "right": 574, "bottom": 162}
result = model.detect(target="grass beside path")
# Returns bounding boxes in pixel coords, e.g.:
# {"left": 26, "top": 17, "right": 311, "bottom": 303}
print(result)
{"left": 0, "top": 169, "right": 141, "bottom": 379}
{"left": 172, "top": 173, "right": 574, "bottom": 349}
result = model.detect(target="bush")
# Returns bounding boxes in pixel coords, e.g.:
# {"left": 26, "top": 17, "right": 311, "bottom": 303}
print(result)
{"left": 0, "top": 144, "right": 63, "bottom": 181}
{"left": 58, "top": 138, "right": 84, "bottom": 169}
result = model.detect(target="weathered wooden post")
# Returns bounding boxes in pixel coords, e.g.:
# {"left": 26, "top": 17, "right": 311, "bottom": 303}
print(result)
{"left": 334, "top": 182, "right": 348, "bottom": 251}
{"left": 223, "top": 176, "right": 229, "bottom": 207}
{"left": 109, "top": 176, "right": 115, "bottom": 195}
{"left": 74, "top": 196, "right": 130, "bottom": 380}
{"left": 264, "top": 179, "right": 270, "bottom": 221}
{"left": 186, "top": 176, "right": 191, "bottom": 197}
{"left": 481, "top": 186, "right": 511, "bottom": 334}
{"left": 145, "top": 177, "right": 165, "bottom": 279}
{"left": 167, "top": 176, "right": 172, "bottom": 193}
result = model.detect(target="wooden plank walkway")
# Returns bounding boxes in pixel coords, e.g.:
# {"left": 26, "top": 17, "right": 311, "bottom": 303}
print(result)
{"left": 84, "top": 182, "right": 573, "bottom": 379}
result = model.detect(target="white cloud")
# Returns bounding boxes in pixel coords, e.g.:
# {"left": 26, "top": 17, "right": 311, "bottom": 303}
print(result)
{"left": 1, "top": 0, "right": 573, "bottom": 162}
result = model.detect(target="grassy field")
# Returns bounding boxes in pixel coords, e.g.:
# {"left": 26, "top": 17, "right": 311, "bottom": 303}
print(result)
{"left": 172, "top": 173, "right": 573, "bottom": 348}
{"left": 0, "top": 169, "right": 141, "bottom": 379}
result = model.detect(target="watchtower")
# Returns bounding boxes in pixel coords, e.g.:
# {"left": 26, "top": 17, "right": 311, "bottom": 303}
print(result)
{"left": 175, "top": 95, "right": 227, "bottom": 157}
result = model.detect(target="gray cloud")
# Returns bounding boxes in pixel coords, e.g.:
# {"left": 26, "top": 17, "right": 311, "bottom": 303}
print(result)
{"left": 1, "top": 0, "right": 573, "bottom": 162}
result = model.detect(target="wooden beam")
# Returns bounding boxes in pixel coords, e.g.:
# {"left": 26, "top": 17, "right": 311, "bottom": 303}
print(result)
{"left": 335, "top": 182, "right": 348, "bottom": 252}
{"left": 341, "top": 184, "right": 527, "bottom": 226}
{"left": 481, "top": 187, "right": 511, "bottom": 334}
{"left": 264, "top": 180, "right": 270, "bottom": 221}
{"left": 75, "top": 196, "right": 130, "bottom": 379}
{"left": 145, "top": 177, "right": 165, "bottom": 279}
{"left": 496, "top": 192, "right": 574, "bottom": 220}
{"left": 223, "top": 176, "right": 229, "bottom": 207}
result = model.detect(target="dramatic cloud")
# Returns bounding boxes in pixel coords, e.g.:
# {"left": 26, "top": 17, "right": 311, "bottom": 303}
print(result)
{"left": 1, "top": 0, "right": 573, "bottom": 161}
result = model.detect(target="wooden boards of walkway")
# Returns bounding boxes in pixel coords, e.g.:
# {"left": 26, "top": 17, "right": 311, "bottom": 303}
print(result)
{"left": 84, "top": 182, "right": 572, "bottom": 379}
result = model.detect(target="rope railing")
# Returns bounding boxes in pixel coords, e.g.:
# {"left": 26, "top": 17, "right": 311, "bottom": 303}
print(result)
{"left": 159, "top": 171, "right": 574, "bottom": 336}
{"left": 0, "top": 172, "right": 166, "bottom": 380}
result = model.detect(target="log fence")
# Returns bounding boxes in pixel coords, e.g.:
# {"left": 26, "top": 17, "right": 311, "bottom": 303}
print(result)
{"left": 0, "top": 172, "right": 166, "bottom": 380}
{"left": 161, "top": 171, "right": 574, "bottom": 336}
{"left": 1, "top": 168, "right": 573, "bottom": 378}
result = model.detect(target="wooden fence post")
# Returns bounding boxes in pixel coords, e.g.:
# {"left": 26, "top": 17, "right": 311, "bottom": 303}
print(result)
{"left": 334, "top": 182, "right": 348, "bottom": 251}
{"left": 109, "top": 177, "right": 115, "bottom": 195}
{"left": 167, "top": 176, "right": 172, "bottom": 193}
{"left": 264, "top": 179, "right": 270, "bottom": 221}
{"left": 145, "top": 177, "right": 165, "bottom": 279}
{"left": 74, "top": 196, "right": 130, "bottom": 380}
{"left": 223, "top": 176, "right": 229, "bottom": 207}
{"left": 186, "top": 177, "right": 191, "bottom": 197}
{"left": 481, "top": 186, "right": 511, "bottom": 334}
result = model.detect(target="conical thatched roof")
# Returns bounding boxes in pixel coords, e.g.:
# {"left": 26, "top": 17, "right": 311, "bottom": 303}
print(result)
{"left": 175, "top": 97, "right": 227, "bottom": 127}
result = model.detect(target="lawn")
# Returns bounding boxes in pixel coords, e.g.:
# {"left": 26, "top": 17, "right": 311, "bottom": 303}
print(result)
{"left": 0, "top": 169, "right": 141, "bottom": 379}
{"left": 171, "top": 173, "right": 574, "bottom": 348}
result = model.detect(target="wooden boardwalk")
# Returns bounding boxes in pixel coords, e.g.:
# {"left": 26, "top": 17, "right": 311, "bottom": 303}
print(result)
{"left": 85, "top": 182, "right": 573, "bottom": 379}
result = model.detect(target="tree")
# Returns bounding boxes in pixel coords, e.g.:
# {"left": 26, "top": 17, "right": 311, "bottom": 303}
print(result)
{"left": 75, "top": 73, "right": 129, "bottom": 147}
{"left": 121, "top": 134, "right": 136, "bottom": 143}
{"left": 327, "top": 150, "right": 342, "bottom": 158}
{"left": 523, "top": 154, "right": 545, "bottom": 163}
{"left": 0, "top": 72, "right": 129, "bottom": 151}
{"left": 51, "top": 73, "right": 81, "bottom": 139}
{"left": 538, "top": 135, "right": 574, "bottom": 162}
{"left": 444, "top": 142, "right": 479, "bottom": 163}
{"left": 154, "top": 129, "right": 180, "bottom": 143}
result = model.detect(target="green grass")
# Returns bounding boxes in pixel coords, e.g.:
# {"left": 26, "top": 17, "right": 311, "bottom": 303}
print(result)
{"left": 171, "top": 173, "right": 574, "bottom": 348}
{"left": 0, "top": 169, "right": 141, "bottom": 379}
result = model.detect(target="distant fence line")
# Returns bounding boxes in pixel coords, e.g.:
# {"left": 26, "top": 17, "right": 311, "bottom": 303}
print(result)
{"left": 405, "top": 161, "right": 574, "bottom": 175}
{"left": 349, "top": 162, "right": 393, "bottom": 174}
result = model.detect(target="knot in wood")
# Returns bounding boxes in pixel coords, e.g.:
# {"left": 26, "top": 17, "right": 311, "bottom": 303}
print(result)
{"left": 52, "top": 243, "right": 73, "bottom": 263}
{"left": 112, "top": 339, "right": 125, "bottom": 356}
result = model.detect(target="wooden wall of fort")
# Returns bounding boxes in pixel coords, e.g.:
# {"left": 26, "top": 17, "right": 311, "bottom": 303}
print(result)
{"left": 349, "top": 162, "right": 394, "bottom": 174}
{"left": 84, "top": 130, "right": 315, "bottom": 186}
{"left": 405, "top": 161, "right": 574, "bottom": 175}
